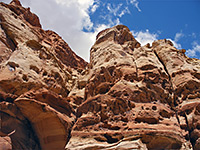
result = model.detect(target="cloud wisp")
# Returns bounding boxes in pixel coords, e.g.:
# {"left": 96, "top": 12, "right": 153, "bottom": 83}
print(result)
{"left": 174, "top": 32, "right": 184, "bottom": 43}
{"left": 132, "top": 30, "right": 158, "bottom": 46}
{"left": 186, "top": 42, "right": 200, "bottom": 58}
{"left": 131, "top": 30, "right": 186, "bottom": 52}
{"left": 129, "top": 0, "right": 141, "bottom": 12}
{"left": 166, "top": 32, "right": 184, "bottom": 49}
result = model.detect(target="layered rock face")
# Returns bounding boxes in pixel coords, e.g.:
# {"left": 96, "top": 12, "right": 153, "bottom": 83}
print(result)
{"left": 0, "top": 0, "right": 85, "bottom": 149}
{"left": 1, "top": 0, "right": 200, "bottom": 150}
{"left": 66, "top": 25, "right": 200, "bottom": 150}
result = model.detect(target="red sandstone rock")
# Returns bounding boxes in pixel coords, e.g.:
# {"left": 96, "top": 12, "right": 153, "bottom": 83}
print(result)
{"left": 15, "top": 89, "right": 75, "bottom": 150}
{"left": 41, "top": 30, "right": 87, "bottom": 69}
{"left": 0, "top": 1, "right": 87, "bottom": 99}
{"left": 0, "top": 136, "right": 12, "bottom": 150}
{"left": 0, "top": 0, "right": 200, "bottom": 150}
{"left": 10, "top": 0, "right": 22, "bottom": 7}
{"left": 0, "top": 1, "right": 85, "bottom": 149}
{"left": 66, "top": 25, "right": 193, "bottom": 149}
{"left": 0, "top": 101, "right": 40, "bottom": 149}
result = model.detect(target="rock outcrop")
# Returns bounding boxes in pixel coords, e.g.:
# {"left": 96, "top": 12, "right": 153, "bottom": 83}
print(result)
{"left": 1, "top": 0, "right": 200, "bottom": 150}
{"left": 0, "top": 0, "right": 85, "bottom": 149}
{"left": 66, "top": 25, "right": 199, "bottom": 150}
{"left": 0, "top": 0, "right": 87, "bottom": 98}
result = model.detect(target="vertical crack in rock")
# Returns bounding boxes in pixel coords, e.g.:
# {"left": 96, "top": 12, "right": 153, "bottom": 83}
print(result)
{"left": 153, "top": 50, "right": 175, "bottom": 103}
{"left": 183, "top": 112, "right": 193, "bottom": 146}
{"left": 153, "top": 49, "right": 179, "bottom": 109}
{"left": 153, "top": 48, "right": 182, "bottom": 134}
{"left": 152, "top": 39, "right": 200, "bottom": 149}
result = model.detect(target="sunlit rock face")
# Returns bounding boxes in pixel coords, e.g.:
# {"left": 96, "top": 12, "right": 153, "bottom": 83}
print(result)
{"left": 0, "top": 0, "right": 85, "bottom": 149}
{"left": 0, "top": 0, "right": 87, "bottom": 98}
{"left": 1, "top": 0, "right": 200, "bottom": 150}
{"left": 67, "top": 25, "right": 199, "bottom": 150}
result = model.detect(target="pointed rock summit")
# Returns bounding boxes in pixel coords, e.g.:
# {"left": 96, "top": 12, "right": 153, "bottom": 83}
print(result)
{"left": 0, "top": 0, "right": 200, "bottom": 150}
{"left": 95, "top": 25, "right": 140, "bottom": 46}
{"left": 10, "top": 0, "right": 22, "bottom": 6}
{"left": 90, "top": 25, "right": 141, "bottom": 69}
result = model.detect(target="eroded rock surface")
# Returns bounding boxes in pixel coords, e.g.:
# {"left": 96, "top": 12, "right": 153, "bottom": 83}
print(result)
{"left": 0, "top": 101, "right": 40, "bottom": 149}
{"left": 0, "top": 0, "right": 200, "bottom": 150}
{"left": 0, "top": 0, "right": 84, "bottom": 149}
{"left": 66, "top": 25, "right": 198, "bottom": 150}
{"left": 14, "top": 89, "right": 75, "bottom": 150}
{"left": 0, "top": 0, "right": 87, "bottom": 99}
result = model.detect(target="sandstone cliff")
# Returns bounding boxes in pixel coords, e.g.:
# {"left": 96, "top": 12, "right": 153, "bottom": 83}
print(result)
{"left": 1, "top": 0, "right": 200, "bottom": 150}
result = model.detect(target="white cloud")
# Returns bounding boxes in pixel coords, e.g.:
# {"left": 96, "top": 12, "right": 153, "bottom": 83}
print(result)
{"left": 131, "top": 29, "right": 184, "bottom": 50}
{"left": 161, "top": 32, "right": 184, "bottom": 50}
{"left": 90, "top": 3, "right": 99, "bottom": 13}
{"left": 166, "top": 32, "right": 184, "bottom": 49}
{"left": 129, "top": 0, "right": 141, "bottom": 12}
{"left": 186, "top": 42, "right": 200, "bottom": 58}
{"left": 174, "top": 32, "right": 184, "bottom": 42}
{"left": 191, "top": 33, "right": 196, "bottom": 38}
{"left": 107, "top": 3, "right": 123, "bottom": 16}
{"left": 99, "top": 4, "right": 122, "bottom": 27}
{"left": 105, "top": 3, "right": 130, "bottom": 18}
{"left": 132, "top": 30, "right": 158, "bottom": 46}
{"left": 119, "top": 7, "right": 130, "bottom": 17}
{"left": 101, "top": 2, "right": 133, "bottom": 28}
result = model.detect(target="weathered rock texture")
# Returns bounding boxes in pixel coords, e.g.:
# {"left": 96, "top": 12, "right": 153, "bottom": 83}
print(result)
{"left": 0, "top": 0, "right": 200, "bottom": 150}
{"left": 66, "top": 25, "right": 200, "bottom": 150}
{"left": 0, "top": 0, "right": 85, "bottom": 149}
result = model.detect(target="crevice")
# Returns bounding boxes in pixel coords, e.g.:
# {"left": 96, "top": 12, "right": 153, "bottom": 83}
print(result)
{"left": 153, "top": 50, "right": 177, "bottom": 107}
{"left": 175, "top": 111, "right": 180, "bottom": 125}
{"left": 154, "top": 50, "right": 195, "bottom": 149}
{"left": 103, "top": 133, "right": 119, "bottom": 144}
{"left": 183, "top": 112, "right": 194, "bottom": 148}
{"left": 154, "top": 50, "right": 181, "bottom": 130}
{"left": 0, "top": 36, "right": 11, "bottom": 49}
{"left": 154, "top": 49, "right": 179, "bottom": 111}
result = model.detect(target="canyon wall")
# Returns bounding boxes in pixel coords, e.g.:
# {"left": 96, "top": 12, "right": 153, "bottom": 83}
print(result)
{"left": 0, "top": 0, "right": 200, "bottom": 149}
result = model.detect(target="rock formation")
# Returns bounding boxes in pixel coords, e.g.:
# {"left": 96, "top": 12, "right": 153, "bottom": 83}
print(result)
{"left": 0, "top": 0, "right": 85, "bottom": 149}
{"left": 0, "top": 0, "right": 200, "bottom": 150}
{"left": 66, "top": 25, "right": 200, "bottom": 150}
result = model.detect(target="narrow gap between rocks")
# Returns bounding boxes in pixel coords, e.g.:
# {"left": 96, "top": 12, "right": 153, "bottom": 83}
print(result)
{"left": 153, "top": 50, "right": 176, "bottom": 107}
{"left": 154, "top": 49, "right": 194, "bottom": 148}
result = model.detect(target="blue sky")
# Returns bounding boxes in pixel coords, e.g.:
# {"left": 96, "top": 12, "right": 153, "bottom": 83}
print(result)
{"left": 2, "top": 0, "right": 200, "bottom": 61}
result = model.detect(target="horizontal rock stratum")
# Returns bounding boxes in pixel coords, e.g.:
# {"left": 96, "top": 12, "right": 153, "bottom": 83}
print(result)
{"left": 0, "top": 0, "right": 200, "bottom": 150}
